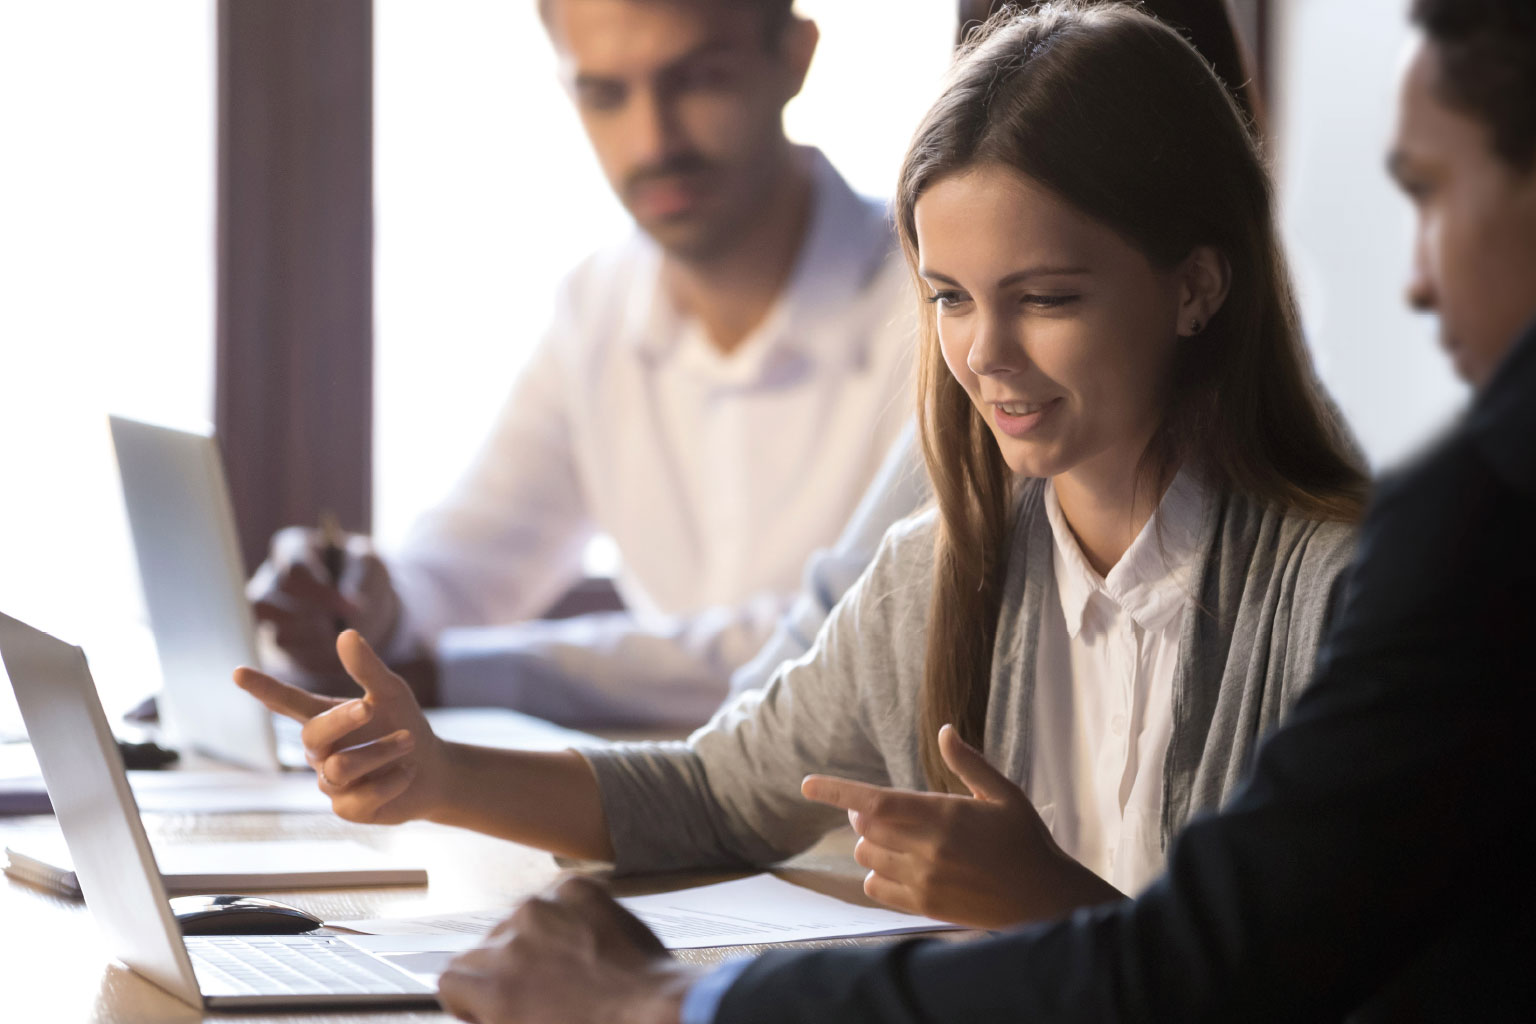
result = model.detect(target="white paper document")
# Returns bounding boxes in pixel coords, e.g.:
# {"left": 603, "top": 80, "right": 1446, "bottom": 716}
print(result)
{"left": 332, "top": 874, "right": 961, "bottom": 950}
{"left": 332, "top": 907, "right": 513, "bottom": 936}
{"left": 618, "top": 875, "right": 960, "bottom": 948}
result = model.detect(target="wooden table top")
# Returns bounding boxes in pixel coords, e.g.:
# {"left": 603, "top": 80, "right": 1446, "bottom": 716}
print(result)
{"left": 0, "top": 801, "right": 951, "bottom": 1022}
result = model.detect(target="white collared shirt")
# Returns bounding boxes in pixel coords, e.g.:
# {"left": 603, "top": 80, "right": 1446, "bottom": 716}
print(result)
{"left": 1027, "top": 470, "right": 1206, "bottom": 894}
{"left": 386, "top": 148, "right": 916, "bottom": 724}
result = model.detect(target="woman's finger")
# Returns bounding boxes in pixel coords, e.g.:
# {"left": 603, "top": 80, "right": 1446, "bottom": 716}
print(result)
{"left": 330, "top": 761, "right": 418, "bottom": 823}
{"left": 861, "top": 869, "right": 921, "bottom": 916}
{"left": 321, "top": 729, "right": 415, "bottom": 788}
{"left": 853, "top": 835, "right": 920, "bottom": 887}
{"left": 232, "top": 667, "right": 339, "bottom": 722}
{"left": 937, "top": 723, "right": 1019, "bottom": 804}
{"left": 859, "top": 810, "right": 930, "bottom": 851}
{"left": 802, "top": 774, "right": 886, "bottom": 815}
{"left": 300, "top": 697, "right": 374, "bottom": 759}
{"left": 802, "top": 774, "right": 934, "bottom": 823}
{"left": 337, "top": 630, "right": 416, "bottom": 705}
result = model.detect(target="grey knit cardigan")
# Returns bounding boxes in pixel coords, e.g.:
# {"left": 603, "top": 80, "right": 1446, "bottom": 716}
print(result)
{"left": 585, "top": 480, "right": 1358, "bottom": 874}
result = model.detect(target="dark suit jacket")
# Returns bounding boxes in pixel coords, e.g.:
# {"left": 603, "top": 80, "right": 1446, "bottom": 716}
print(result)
{"left": 715, "top": 319, "right": 1536, "bottom": 1023}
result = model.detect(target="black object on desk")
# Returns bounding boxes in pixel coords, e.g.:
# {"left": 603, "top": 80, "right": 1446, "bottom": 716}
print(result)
{"left": 117, "top": 739, "right": 179, "bottom": 770}
{"left": 1, "top": 739, "right": 176, "bottom": 817}
{"left": 170, "top": 894, "right": 324, "bottom": 935}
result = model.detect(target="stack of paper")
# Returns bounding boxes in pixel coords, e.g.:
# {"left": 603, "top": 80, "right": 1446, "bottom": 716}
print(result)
{"left": 331, "top": 874, "right": 962, "bottom": 950}
{"left": 619, "top": 876, "right": 961, "bottom": 949}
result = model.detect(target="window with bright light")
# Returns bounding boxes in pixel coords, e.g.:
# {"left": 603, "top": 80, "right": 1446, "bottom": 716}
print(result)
{"left": 372, "top": 1, "right": 957, "bottom": 556}
{"left": 0, "top": 3, "right": 215, "bottom": 732}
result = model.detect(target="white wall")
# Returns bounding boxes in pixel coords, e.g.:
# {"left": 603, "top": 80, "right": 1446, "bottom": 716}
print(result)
{"left": 1274, "top": 0, "right": 1466, "bottom": 468}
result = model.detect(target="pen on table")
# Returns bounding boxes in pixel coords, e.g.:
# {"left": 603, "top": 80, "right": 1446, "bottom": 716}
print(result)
{"left": 318, "top": 511, "right": 348, "bottom": 635}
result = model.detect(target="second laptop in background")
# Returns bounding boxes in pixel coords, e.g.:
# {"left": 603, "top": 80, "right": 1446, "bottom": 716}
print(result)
{"left": 108, "top": 415, "right": 601, "bottom": 773}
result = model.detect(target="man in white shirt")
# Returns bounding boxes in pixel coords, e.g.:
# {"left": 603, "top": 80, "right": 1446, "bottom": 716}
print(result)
{"left": 248, "top": 0, "right": 914, "bottom": 725}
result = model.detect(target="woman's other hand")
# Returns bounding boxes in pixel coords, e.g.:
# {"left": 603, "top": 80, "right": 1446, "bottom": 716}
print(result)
{"left": 802, "top": 724, "right": 1123, "bottom": 928}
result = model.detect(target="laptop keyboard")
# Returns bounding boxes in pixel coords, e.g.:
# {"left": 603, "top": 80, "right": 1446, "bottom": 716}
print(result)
{"left": 186, "top": 934, "right": 434, "bottom": 997}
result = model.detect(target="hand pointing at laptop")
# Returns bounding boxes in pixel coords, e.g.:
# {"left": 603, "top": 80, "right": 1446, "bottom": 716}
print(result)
{"left": 234, "top": 631, "right": 444, "bottom": 825}
{"left": 234, "top": 631, "right": 618, "bottom": 863}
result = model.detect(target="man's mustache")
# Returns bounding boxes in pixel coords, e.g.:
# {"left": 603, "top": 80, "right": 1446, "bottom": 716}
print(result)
{"left": 624, "top": 154, "right": 716, "bottom": 196}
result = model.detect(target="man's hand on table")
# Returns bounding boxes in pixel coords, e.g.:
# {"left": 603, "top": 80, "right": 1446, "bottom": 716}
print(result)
{"left": 438, "top": 875, "right": 701, "bottom": 1024}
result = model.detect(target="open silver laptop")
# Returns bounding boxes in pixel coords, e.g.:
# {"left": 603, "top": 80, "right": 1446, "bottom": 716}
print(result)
{"left": 109, "top": 414, "right": 287, "bottom": 771}
{"left": 108, "top": 415, "right": 603, "bottom": 772}
{"left": 0, "top": 611, "right": 438, "bottom": 1009}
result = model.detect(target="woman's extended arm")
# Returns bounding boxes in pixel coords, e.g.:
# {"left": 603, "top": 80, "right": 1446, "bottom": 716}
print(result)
{"left": 235, "top": 630, "right": 614, "bottom": 862}
{"left": 239, "top": 514, "right": 934, "bottom": 874}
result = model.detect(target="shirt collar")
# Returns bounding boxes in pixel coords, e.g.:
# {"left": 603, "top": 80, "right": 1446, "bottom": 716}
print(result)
{"left": 629, "top": 146, "right": 895, "bottom": 383}
{"left": 1046, "top": 467, "right": 1207, "bottom": 638}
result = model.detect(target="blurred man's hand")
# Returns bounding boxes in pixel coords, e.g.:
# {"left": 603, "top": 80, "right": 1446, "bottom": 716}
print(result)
{"left": 438, "top": 875, "right": 699, "bottom": 1024}
{"left": 248, "top": 525, "right": 401, "bottom": 677}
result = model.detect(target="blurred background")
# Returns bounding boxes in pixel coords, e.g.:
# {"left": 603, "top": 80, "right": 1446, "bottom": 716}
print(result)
{"left": 0, "top": 0, "right": 1454, "bottom": 733}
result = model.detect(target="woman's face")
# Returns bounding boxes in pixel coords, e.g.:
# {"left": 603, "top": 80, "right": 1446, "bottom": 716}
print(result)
{"left": 914, "top": 164, "right": 1189, "bottom": 487}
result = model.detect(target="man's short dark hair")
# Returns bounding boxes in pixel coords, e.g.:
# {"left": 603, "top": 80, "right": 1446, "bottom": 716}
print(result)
{"left": 1411, "top": 0, "right": 1536, "bottom": 169}
{"left": 538, "top": 0, "right": 796, "bottom": 45}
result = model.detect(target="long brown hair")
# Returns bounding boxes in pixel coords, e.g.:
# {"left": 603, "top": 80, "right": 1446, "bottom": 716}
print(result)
{"left": 900, "top": 2, "right": 1368, "bottom": 792}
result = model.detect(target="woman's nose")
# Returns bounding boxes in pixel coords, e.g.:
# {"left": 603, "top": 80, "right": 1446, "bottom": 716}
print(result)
{"left": 967, "top": 313, "right": 1025, "bottom": 378}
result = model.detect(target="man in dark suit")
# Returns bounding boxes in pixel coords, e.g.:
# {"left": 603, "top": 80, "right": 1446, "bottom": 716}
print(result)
{"left": 434, "top": 1, "right": 1536, "bottom": 1020}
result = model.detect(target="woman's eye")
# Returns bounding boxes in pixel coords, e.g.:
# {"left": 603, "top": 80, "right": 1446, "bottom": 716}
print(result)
{"left": 1021, "top": 293, "right": 1078, "bottom": 309}
{"left": 925, "top": 290, "right": 969, "bottom": 310}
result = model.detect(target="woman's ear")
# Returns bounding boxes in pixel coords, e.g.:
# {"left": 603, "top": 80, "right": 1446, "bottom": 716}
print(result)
{"left": 1177, "top": 245, "right": 1232, "bottom": 337}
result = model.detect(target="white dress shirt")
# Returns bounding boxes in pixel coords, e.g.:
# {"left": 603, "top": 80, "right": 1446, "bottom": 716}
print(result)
{"left": 1028, "top": 470, "right": 1206, "bottom": 894}
{"left": 386, "top": 148, "right": 915, "bottom": 725}
{"left": 727, "top": 420, "right": 931, "bottom": 697}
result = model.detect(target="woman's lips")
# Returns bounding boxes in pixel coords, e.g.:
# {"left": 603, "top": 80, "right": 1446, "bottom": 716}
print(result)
{"left": 991, "top": 397, "right": 1061, "bottom": 437}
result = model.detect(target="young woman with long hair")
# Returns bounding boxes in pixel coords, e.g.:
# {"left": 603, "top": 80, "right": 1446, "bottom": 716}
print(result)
{"left": 236, "top": 1, "right": 1367, "bottom": 929}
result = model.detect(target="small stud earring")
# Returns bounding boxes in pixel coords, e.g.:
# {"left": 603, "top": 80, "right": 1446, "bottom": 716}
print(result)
{"left": 1189, "top": 318, "right": 1203, "bottom": 336}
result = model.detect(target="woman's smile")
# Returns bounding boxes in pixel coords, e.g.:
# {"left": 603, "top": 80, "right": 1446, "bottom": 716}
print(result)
{"left": 990, "top": 397, "right": 1063, "bottom": 438}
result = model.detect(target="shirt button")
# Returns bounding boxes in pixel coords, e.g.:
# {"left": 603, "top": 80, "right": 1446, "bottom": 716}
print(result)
{"left": 1111, "top": 714, "right": 1127, "bottom": 736}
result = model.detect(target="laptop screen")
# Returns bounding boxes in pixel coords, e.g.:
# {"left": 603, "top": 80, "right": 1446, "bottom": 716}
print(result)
{"left": 109, "top": 415, "right": 278, "bottom": 771}
{"left": 0, "top": 611, "right": 202, "bottom": 1006}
